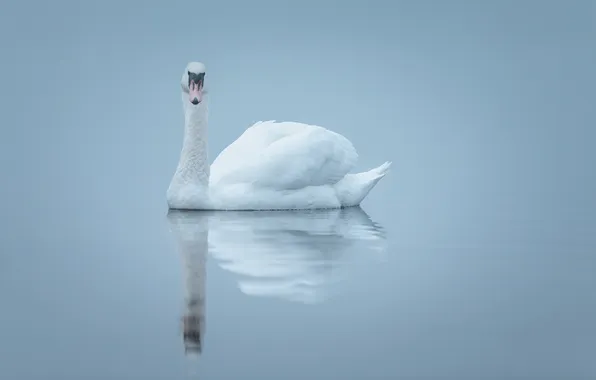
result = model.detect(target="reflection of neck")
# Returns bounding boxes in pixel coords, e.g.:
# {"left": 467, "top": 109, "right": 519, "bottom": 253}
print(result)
{"left": 174, "top": 97, "right": 210, "bottom": 189}
{"left": 181, "top": 226, "right": 207, "bottom": 355}
{"left": 179, "top": 221, "right": 207, "bottom": 313}
{"left": 168, "top": 212, "right": 208, "bottom": 355}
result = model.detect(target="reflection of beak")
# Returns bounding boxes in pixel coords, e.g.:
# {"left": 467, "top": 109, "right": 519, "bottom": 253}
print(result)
{"left": 189, "top": 81, "right": 203, "bottom": 105}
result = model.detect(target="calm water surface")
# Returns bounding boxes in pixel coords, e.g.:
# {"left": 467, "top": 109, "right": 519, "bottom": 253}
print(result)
{"left": 1, "top": 1, "right": 595, "bottom": 379}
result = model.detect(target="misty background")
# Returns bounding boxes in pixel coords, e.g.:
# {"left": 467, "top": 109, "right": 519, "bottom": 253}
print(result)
{"left": 0, "top": 0, "right": 594, "bottom": 379}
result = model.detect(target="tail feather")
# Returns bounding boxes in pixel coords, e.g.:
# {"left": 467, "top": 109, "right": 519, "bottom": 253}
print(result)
{"left": 370, "top": 161, "right": 392, "bottom": 178}
{"left": 335, "top": 161, "right": 392, "bottom": 207}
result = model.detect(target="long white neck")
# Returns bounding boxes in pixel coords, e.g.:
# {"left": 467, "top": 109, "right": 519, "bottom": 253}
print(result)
{"left": 178, "top": 95, "right": 210, "bottom": 186}
{"left": 167, "top": 94, "right": 210, "bottom": 209}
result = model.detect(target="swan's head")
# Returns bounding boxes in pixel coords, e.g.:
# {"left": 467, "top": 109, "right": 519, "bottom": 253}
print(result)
{"left": 181, "top": 62, "right": 206, "bottom": 105}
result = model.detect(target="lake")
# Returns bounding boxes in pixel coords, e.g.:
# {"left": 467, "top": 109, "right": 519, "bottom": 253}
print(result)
{"left": 1, "top": 1, "right": 594, "bottom": 379}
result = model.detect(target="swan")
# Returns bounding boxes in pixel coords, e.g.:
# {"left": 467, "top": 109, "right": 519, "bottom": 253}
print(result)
{"left": 167, "top": 61, "right": 391, "bottom": 210}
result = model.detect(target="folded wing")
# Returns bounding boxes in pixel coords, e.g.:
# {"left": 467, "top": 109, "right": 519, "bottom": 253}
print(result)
{"left": 210, "top": 121, "right": 358, "bottom": 190}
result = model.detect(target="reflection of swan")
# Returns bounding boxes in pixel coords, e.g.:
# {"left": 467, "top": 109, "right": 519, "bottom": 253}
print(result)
{"left": 167, "top": 210, "right": 208, "bottom": 356}
{"left": 169, "top": 207, "right": 386, "bottom": 308}
{"left": 166, "top": 61, "right": 391, "bottom": 210}
{"left": 209, "top": 207, "right": 386, "bottom": 304}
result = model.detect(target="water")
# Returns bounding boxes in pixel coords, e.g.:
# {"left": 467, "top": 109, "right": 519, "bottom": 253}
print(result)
{"left": 1, "top": 1, "right": 595, "bottom": 379}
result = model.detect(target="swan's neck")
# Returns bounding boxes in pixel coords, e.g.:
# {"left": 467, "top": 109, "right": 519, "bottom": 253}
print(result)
{"left": 167, "top": 96, "right": 210, "bottom": 209}
{"left": 179, "top": 99, "right": 210, "bottom": 186}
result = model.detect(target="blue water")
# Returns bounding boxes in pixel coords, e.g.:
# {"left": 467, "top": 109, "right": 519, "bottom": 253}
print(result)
{"left": 1, "top": 1, "right": 594, "bottom": 378}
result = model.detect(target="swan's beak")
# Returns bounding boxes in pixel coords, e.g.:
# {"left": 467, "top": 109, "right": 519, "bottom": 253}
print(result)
{"left": 189, "top": 81, "right": 203, "bottom": 105}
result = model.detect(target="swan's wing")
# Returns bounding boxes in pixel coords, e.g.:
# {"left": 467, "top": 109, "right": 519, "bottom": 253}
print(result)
{"left": 209, "top": 120, "right": 300, "bottom": 186}
{"left": 210, "top": 121, "right": 358, "bottom": 190}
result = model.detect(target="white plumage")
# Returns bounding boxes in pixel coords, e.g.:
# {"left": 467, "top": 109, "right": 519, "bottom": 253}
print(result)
{"left": 167, "top": 62, "right": 391, "bottom": 211}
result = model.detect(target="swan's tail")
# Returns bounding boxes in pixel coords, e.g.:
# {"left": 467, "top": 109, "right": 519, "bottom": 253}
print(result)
{"left": 335, "top": 161, "right": 392, "bottom": 207}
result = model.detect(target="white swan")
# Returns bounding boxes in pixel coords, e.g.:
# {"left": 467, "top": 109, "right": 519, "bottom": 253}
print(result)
{"left": 167, "top": 62, "right": 391, "bottom": 210}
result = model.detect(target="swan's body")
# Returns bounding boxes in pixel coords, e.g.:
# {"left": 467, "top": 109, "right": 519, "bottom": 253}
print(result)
{"left": 167, "top": 62, "right": 391, "bottom": 210}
